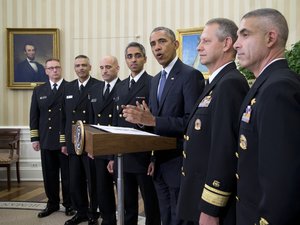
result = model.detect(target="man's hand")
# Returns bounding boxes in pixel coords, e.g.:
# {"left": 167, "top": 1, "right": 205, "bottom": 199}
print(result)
{"left": 122, "top": 100, "right": 156, "bottom": 126}
{"left": 107, "top": 160, "right": 114, "bottom": 173}
{"left": 32, "top": 141, "right": 40, "bottom": 151}
{"left": 61, "top": 146, "right": 68, "bottom": 156}
{"left": 199, "top": 212, "right": 219, "bottom": 225}
{"left": 147, "top": 162, "right": 155, "bottom": 176}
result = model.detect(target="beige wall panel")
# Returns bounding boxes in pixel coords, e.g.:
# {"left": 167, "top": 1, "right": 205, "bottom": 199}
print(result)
{"left": 0, "top": 0, "right": 299, "bottom": 126}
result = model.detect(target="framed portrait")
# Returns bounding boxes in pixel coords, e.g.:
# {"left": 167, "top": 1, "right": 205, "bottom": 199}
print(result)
{"left": 177, "top": 27, "right": 209, "bottom": 79}
{"left": 7, "top": 28, "right": 60, "bottom": 89}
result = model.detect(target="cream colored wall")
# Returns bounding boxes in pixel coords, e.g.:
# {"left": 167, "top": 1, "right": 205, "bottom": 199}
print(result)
{"left": 0, "top": 0, "right": 299, "bottom": 126}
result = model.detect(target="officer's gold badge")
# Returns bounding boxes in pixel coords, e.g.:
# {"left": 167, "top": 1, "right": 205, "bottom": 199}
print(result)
{"left": 239, "top": 134, "right": 247, "bottom": 150}
{"left": 195, "top": 119, "right": 201, "bottom": 130}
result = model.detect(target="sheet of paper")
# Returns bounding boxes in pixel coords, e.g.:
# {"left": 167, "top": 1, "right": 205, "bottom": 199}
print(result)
{"left": 90, "top": 125, "right": 158, "bottom": 136}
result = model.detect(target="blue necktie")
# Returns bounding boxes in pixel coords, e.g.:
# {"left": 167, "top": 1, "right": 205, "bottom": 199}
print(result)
{"left": 157, "top": 70, "right": 167, "bottom": 103}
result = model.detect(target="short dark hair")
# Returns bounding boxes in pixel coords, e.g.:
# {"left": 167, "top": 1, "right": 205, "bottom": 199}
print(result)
{"left": 124, "top": 42, "right": 146, "bottom": 57}
{"left": 150, "top": 26, "right": 176, "bottom": 41}
{"left": 23, "top": 43, "right": 36, "bottom": 51}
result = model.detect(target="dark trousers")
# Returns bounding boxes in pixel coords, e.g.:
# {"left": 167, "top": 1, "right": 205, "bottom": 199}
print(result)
{"left": 94, "top": 157, "right": 117, "bottom": 225}
{"left": 41, "top": 148, "right": 71, "bottom": 208}
{"left": 69, "top": 154, "right": 98, "bottom": 218}
{"left": 154, "top": 156, "right": 182, "bottom": 225}
{"left": 121, "top": 172, "right": 161, "bottom": 225}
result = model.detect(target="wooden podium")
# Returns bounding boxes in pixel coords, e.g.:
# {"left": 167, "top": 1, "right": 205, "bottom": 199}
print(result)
{"left": 73, "top": 123, "right": 176, "bottom": 225}
{"left": 83, "top": 125, "right": 176, "bottom": 156}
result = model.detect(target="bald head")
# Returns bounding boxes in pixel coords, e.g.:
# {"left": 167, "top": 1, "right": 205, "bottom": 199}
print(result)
{"left": 99, "top": 55, "right": 120, "bottom": 82}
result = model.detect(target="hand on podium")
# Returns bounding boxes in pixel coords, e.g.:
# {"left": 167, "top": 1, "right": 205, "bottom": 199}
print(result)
{"left": 107, "top": 160, "right": 114, "bottom": 173}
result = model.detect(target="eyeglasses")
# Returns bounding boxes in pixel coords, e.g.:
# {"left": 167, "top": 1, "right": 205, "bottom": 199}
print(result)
{"left": 46, "top": 66, "right": 61, "bottom": 71}
{"left": 126, "top": 53, "right": 144, "bottom": 59}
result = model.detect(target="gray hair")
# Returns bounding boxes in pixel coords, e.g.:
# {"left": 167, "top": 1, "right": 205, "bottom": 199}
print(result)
{"left": 206, "top": 18, "right": 238, "bottom": 43}
{"left": 242, "top": 8, "right": 289, "bottom": 47}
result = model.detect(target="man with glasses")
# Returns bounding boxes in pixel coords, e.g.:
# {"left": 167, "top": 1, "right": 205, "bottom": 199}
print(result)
{"left": 30, "top": 58, "right": 75, "bottom": 218}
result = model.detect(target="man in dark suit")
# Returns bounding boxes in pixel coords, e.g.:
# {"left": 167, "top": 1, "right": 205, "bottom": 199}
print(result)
{"left": 15, "top": 43, "right": 48, "bottom": 82}
{"left": 177, "top": 18, "right": 249, "bottom": 225}
{"left": 60, "top": 55, "right": 100, "bottom": 225}
{"left": 122, "top": 28, "right": 204, "bottom": 225}
{"left": 30, "top": 58, "right": 75, "bottom": 218}
{"left": 234, "top": 8, "right": 300, "bottom": 225}
{"left": 89, "top": 55, "right": 121, "bottom": 225}
{"left": 107, "top": 42, "right": 160, "bottom": 225}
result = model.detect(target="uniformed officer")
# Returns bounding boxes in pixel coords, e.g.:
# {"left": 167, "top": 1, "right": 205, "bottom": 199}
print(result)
{"left": 60, "top": 55, "right": 101, "bottom": 225}
{"left": 89, "top": 55, "right": 121, "bottom": 225}
{"left": 234, "top": 8, "right": 300, "bottom": 225}
{"left": 107, "top": 42, "right": 161, "bottom": 225}
{"left": 30, "top": 58, "right": 75, "bottom": 218}
{"left": 177, "top": 18, "right": 249, "bottom": 225}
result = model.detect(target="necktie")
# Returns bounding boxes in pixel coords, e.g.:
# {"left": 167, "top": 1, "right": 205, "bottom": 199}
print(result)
{"left": 157, "top": 70, "right": 167, "bottom": 103}
{"left": 129, "top": 79, "right": 135, "bottom": 90}
{"left": 29, "top": 60, "right": 38, "bottom": 72}
{"left": 52, "top": 83, "right": 58, "bottom": 94}
{"left": 103, "top": 83, "right": 110, "bottom": 99}
{"left": 80, "top": 84, "right": 84, "bottom": 94}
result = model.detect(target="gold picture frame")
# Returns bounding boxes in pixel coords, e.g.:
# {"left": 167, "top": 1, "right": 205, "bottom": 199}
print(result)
{"left": 7, "top": 28, "right": 60, "bottom": 89}
{"left": 177, "top": 27, "right": 209, "bottom": 79}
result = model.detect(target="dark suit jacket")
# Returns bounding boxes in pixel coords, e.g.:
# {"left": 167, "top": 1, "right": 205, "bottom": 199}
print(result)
{"left": 113, "top": 72, "right": 152, "bottom": 173}
{"left": 236, "top": 59, "right": 300, "bottom": 225}
{"left": 15, "top": 59, "right": 48, "bottom": 82}
{"left": 60, "top": 77, "right": 100, "bottom": 155}
{"left": 30, "top": 80, "right": 67, "bottom": 150}
{"left": 149, "top": 59, "right": 204, "bottom": 164}
{"left": 177, "top": 62, "right": 249, "bottom": 223}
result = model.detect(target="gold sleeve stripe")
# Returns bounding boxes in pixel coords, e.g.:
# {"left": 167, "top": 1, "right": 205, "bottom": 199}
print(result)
{"left": 201, "top": 187, "right": 229, "bottom": 207}
{"left": 60, "top": 134, "right": 66, "bottom": 142}
{"left": 259, "top": 217, "right": 269, "bottom": 225}
{"left": 204, "top": 184, "right": 231, "bottom": 196}
{"left": 30, "top": 129, "right": 39, "bottom": 138}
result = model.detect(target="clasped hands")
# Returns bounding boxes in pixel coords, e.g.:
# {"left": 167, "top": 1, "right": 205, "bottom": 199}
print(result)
{"left": 122, "top": 100, "right": 156, "bottom": 127}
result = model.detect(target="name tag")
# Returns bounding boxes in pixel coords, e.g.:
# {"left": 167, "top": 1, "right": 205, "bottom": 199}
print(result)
{"left": 66, "top": 95, "right": 73, "bottom": 99}
{"left": 39, "top": 96, "right": 47, "bottom": 100}
{"left": 91, "top": 98, "right": 97, "bottom": 102}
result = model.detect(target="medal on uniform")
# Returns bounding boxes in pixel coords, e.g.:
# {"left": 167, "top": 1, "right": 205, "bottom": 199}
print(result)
{"left": 194, "top": 119, "right": 201, "bottom": 130}
{"left": 198, "top": 95, "right": 212, "bottom": 107}
{"left": 239, "top": 134, "right": 247, "bottom": 150}
{"left": 242, "top": 105, "right": 251, "bottom": 123}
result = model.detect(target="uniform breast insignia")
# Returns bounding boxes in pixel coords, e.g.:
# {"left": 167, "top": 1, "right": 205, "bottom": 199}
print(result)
{"left": 242, "top": 98, "right": 256, "bottom": 123}
{"left": 66, "top": 95, "right": 73, "bottom": 99}
{"left": 194, "top": 119, "right": 201, "bottom": 130}
{"left": 91, "top": 98, "right": 97, "bottom": 102}
{"left": 39, "top": 96, "right": 47, "bottom": 99}
{"left": 239, "top": 134, "right": 247, "bottom": 150}
{"left": 242, "top": 105, "right": 251, "bottom": 123}
{"left": 198, "top": 95, "right": 212, "bottom": 107}
{"left": 74, "top": 120, "right": 85, "bottom": 155}
{"left": 212, "top": 180, "right": 220, "bottom": 188}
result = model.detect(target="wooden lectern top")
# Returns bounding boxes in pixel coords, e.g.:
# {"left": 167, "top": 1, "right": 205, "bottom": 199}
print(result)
{"left": 82, "top": 125, "right": 176, "bottom": 156}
